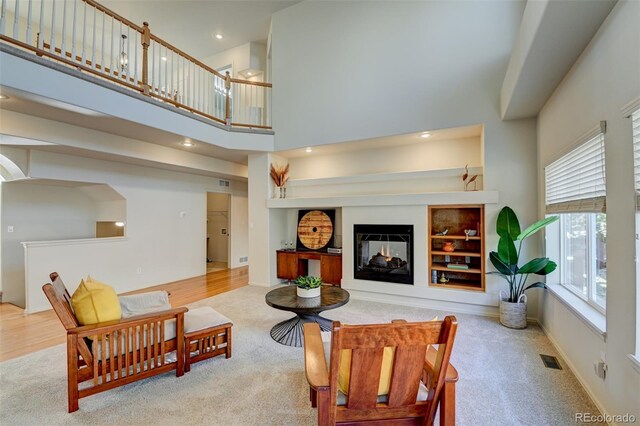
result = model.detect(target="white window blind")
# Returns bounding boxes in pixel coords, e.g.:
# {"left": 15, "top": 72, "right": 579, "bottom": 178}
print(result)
{"left": 632, "top": 108, "right": 640, "bottom": 210}
{"left": 545, "top": 132, "right": 606, "bottom": 213}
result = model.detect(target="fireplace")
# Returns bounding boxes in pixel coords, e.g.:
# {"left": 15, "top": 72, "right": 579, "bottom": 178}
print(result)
{"left": 354, "top": 224, "right": 414, "bottom": 285}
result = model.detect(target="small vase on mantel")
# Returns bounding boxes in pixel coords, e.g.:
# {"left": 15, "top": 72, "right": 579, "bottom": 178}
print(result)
{"left": 278, "top": 186, "right": 286, "bottom": 199}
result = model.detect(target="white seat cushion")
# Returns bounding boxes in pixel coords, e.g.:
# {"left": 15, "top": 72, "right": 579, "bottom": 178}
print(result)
{"left": 119, "top": 291, "right": 171, "bottom": 318}
{"left": 322, "top": 341, "right": 429, "bottom": 406}
{"left": 184, "top": 306, "right": 233, "bottom": 334}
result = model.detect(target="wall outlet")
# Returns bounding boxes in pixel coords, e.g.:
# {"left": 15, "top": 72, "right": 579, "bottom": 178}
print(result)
{"left": 239, "top": 256, "right": 248, "bottom": 263}
{"left": 7, "top": 225, "right": 14, "bottom": 233}
{"left": 136, "top": 267, "right": 142, "bottom": 274}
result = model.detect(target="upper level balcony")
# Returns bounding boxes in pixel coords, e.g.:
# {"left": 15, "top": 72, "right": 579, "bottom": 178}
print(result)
{"left": 0, "top": 0, "right": 275, "bottom": 178}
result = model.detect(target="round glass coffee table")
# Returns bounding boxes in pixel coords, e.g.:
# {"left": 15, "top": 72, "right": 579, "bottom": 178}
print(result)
{"left": 265, "top": 285, "right": 350, "bottom": 347}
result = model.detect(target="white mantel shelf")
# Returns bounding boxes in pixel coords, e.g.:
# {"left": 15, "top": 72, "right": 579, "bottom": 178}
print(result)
{"left": 266, "top": 190, "right": 499, "bottom": 209}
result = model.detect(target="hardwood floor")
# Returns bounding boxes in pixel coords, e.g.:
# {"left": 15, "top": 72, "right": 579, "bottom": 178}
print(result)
{"left": 0, "top": 267, "right": 248, "bottom": 362}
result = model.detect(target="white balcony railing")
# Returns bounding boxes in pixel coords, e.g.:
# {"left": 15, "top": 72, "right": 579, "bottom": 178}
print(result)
{"left": 0, "top": 0, "right": 272, "bottom": 129}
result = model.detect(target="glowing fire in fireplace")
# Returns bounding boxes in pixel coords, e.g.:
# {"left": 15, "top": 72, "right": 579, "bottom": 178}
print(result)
{"left": 380, "top": 243, "right": 392, "bottom": 260}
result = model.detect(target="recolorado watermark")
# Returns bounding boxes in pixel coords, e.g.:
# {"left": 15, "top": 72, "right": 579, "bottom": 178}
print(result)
{"left": 575, "top": 413, "right": 636, "bottom": 423}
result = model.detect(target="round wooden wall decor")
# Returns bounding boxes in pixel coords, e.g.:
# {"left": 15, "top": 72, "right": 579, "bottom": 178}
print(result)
{"left": 297, "top": 210, "right": 333, "bottom": 250}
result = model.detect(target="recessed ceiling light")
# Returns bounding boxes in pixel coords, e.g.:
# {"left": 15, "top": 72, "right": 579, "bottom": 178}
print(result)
{"left": 215, "top": 34, "right": 223, "bottom": 40}
{"left": 0, "top": 95, "right": 9, "bottom": 100}
{"left": 247, "top": 71, "right": 252, "bottom": 76}
{"left": 420, "top": 133, "right": 431, "bottom": 138}
{"left": 161, "top": 56, "right": 167, "bottom": 61}
{"left": 182, "top": 140, "right": 194, "bottom": 147}
{"left": 305, "top": 147, "right": 312, "bottom": 153}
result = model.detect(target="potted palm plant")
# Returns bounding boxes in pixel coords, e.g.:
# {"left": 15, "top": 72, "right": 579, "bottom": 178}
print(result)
{"left": 489, "top": 207, "right": 558, "bottom": 329}
{"left": 294, "top": 276, "right": 323, "bottom": 298}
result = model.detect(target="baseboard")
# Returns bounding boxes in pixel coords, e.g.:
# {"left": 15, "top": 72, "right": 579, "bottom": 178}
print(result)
{"left": 537, "top": 321, "right": 613, "bottom": 425}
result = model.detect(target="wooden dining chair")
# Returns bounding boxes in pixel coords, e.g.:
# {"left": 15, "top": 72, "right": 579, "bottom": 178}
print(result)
{"left": 303, "top": 316, "right": 458, "bottom": 426}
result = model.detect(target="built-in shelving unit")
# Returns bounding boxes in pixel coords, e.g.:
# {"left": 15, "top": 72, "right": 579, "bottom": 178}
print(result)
{"left": 428, "top": 205, "right": 485, "bottom": 291}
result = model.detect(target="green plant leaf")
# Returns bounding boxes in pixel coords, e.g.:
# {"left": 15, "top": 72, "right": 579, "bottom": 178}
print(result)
{"left": 518, "top": 258, "right": 549, "bottom": 274}
{"left": 496, "top": 206, "right": 521, "bottom": 239}
{"left": 490, "top": 251, "right": 513, "bottom": 275}
{"left": 497, "top": 234, "right": 518, "bottom": 267}
{"left": 517, "top": 216, "right": 559, "bottom": 241}
{"left": 524, "top": 282, "right": 547, "bottom": 291}
{"left": 536, "top": 260, "right": 557, "bottom": 275}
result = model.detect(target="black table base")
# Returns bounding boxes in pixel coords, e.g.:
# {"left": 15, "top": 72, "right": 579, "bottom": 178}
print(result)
{"left": 270, "top": 314, "right": 332, "bottom": 347}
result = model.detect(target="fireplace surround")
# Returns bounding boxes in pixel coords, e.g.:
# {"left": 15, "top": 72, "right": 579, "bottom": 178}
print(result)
{"left": 354, "top": 224, "right": 414, "bottom": 285}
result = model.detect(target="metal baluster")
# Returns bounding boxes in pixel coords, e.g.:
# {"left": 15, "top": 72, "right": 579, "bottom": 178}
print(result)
{"left": 109, "top": 15, "right": 114, "bottom": 75}
{"left": 126, "top": 25, "right": 130, "bottom": 79}
{"left": 12, "top": 0, "right": 19, "bottom": 40}
{"left": 90, "top": 5, "right": 95, "bottom": 66}
{"left": 60, "top": 0, "right": 67, "bottom": 54}
{"left": 81, "top": 0, "right": 86, "bottom": 63}
{"left": 133, "top": 30, "right": 138, "bottom": 85}
{"left": 100, "top": 10, "right": 104, "bottom": 73}
{"left": 38, "top": 0, "right": 44, "bottom": 49}
{"left": 25, "top": 0, "right": 33, "bottom": 44}
{"left": 71, "top": 0, "right": 77, "bottom": 60}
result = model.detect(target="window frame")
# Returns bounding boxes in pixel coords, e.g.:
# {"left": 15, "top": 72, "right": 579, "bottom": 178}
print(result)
{"left": 557, "top": 213, "right": 606, "bottom": 315}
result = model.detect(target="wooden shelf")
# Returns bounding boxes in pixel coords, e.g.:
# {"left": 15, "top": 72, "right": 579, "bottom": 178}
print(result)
{"left": 430, "top": 282, "right": 484, "bottom": 292}
{"left": 430, "top": 235, "right": 481, "bottom": 240}
{"left": 428, "top": 204, "right": 485, "bottom": 292}
{"left": 431, "top": 265, "right": 482, "bottom": 274}
{"left": 430, "top": 250, "right": 481, "bottom": 257}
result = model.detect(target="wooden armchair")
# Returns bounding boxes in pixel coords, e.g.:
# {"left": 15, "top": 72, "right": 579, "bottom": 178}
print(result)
{"left": 303, "top": 316, "right": 458, "bottom": 426}
{"left": 43, "top": 272, "right": 186, "bottom": 412}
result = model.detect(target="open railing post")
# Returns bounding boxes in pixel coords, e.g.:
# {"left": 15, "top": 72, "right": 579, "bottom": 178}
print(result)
{"left": 225, "top": 71, "right": 231, "bottom": 126}
{"left": 141, "top": 21, "right": 150, "bottom": 95}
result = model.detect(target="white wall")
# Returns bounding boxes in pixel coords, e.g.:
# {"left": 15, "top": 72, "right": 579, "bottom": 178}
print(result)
{"left": 202, "top": 42, "right": 267, "bottom": 79}
{"left": 1, "top": 182, "right": 98, "bottom": 307}
{"left": 537, "top": 0, "right": 640, "bottom": 420}
{"left": 258, "top": 1, "right": 540, "bottom": 314}
{"left": 4, "top": 148, "right": 249, "bottom": 313}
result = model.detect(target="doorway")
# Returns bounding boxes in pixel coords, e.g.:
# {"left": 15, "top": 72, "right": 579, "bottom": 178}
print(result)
{"left": 206, "top": 192, "right": 230, "bottom": 273}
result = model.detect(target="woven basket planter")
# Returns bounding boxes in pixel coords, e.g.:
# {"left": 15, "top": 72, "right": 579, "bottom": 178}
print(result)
{"left": 499, "top": 291, "right": 527, "bottom": 329}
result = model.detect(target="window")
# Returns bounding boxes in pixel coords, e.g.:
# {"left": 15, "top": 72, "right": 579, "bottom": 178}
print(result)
{"left": 545, "top": 126, "right": 607, "bottom": 312}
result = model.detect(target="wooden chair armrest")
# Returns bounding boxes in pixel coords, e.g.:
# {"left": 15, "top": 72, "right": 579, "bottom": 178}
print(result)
{"left": 424, "top": 345, "right": 459, "bottom": 383}
{"left": 303, "top": 323, "right": 330, "bottom": 389}
{"left": 69, "top": 307, "right": 188, "bottom": 337}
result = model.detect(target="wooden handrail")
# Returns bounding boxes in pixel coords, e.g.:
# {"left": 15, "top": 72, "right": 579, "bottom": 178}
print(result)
{"left": 230, "top": 78, "right": 273, "bottom": 88}
{"left": 82, "top": 0, "right": 144, "bottom": 33}
{"left": 149, "top": 33, "right": 225, "bottom": 79}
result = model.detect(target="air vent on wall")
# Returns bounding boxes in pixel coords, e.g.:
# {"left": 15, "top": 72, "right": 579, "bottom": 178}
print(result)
{"left": 219, "top": 179, "right": 230, "bottom": 187}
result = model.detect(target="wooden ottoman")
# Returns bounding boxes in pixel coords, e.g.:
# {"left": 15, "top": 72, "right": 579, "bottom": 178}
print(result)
{"left": 184, "top": 306, "right": 233, "bottom": 372}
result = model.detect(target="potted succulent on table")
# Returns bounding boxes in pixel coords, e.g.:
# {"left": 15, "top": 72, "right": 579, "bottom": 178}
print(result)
{"left": 294, "top": 276, "right": 323, "bottom": 298}
{"left": 489, "top": 206, "right": 558, "bottom": 329}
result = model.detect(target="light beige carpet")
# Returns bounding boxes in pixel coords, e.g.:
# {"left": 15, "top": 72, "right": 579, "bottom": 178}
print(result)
{"left": 0, "top": 286, "right": 604, "bottom": 425}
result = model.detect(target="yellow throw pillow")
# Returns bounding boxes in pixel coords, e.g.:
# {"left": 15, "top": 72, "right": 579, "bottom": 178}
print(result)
{"left": 71, "top": 277, "right": 122, "bottom": 326}
{"left": 337, "top": 316, "right": 439, "bottom": 396}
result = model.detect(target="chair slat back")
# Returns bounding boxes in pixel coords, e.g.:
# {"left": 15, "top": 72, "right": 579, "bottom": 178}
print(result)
{"left": 329, "top": 316, "right": 457, "bottom": 424}
{"left": 43, "top": 272, "right": 78, "bottom": 331}
{"left": 42, "top": 272, "right": 94, "bottom": 364}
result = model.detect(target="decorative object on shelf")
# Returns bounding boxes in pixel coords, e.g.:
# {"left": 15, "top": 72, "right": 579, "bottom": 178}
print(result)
{"left": 489, "top": 206, "right": 558, "bottom": 329}
{"left": 294, "top": 276, "right": 322, "bottom": 298}
{"left": 431, "top": 270, "right": 438, "bottom": 284}
{"left": 436, "top": 228, "right": 449, "bottom": 236}
{"left": 461, "top": 164, "right": 478, "bottom": 191}
{"left": 447, "top": 264, "right": 468, "bottom": 270}
{"left": 269, "top": 163, "right": 289, "bottom": 198}
{"left": 439, "top": 273, "right": 449, "bottom": 284}
{"left": 296, "top": 209, "right": 335, "bottom": 251}
{"left": 442, "top": 241, "right": 455, "bottom": 252}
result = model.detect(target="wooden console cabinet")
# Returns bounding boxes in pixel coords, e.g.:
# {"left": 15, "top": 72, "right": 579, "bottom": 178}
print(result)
{"left": 276, "top": 250, "right": 342, "bottom": 286}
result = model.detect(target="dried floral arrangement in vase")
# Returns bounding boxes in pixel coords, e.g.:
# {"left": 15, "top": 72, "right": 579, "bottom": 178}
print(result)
{"left": 270, "top": 163, "right": 289, "bottom": 198}
{"left": 462, "top": 164, "right": 478, "bottom": 191}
